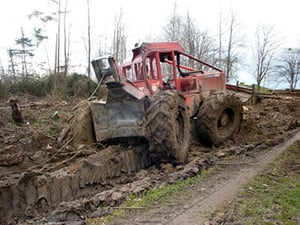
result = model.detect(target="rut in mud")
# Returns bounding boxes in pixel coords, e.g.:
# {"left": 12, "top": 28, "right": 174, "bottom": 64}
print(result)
{"left": 0, "top": 144, "right": 150, "bottom": 223}
{"left": 0, "top": 95, "right": 300, "bottom": 224}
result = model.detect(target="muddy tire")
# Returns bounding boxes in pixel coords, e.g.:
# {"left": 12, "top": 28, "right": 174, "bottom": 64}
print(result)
{"left": 59, "top": 100, "right": 95, "bottom": 146}
{"left": 146, "top": 90, "right": 191, "bottom": 164}
{"left": 197, "top": 92, "right": 243, "bottom": 146}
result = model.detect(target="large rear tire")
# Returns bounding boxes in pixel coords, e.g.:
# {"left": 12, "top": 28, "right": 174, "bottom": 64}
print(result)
{"left": 146, "top": 91, "right": 191, "bottom": 164}
{"left": 197, "top": 92, "right": 243, "bottom": 146}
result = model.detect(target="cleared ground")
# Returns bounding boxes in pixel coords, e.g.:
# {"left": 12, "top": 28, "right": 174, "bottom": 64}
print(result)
{"left": 0, "top": 94, "right": 300, "bottom": 224}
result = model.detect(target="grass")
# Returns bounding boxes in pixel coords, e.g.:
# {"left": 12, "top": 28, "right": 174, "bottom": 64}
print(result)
{"left": 86, "top": 168, "right": 213, "bottom": 225}
{"left": 239, "top": 82, "right": 273, "bottom": 94}
{"left": 87, "top": 141, "right": 300, "bottom": 225}
{"left": 125, "top": 168, "right": 212, "bottom": 208}
{"left": 217, "top": 140, "right": 300, "bottom": 224}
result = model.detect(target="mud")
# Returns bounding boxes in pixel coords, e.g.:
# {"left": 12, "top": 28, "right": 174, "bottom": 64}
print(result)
{"left": 0, "top": 142, "right": 149, "bottom": 223}
{"left": 0, "top": 95, "right": 300, "bottom": 224}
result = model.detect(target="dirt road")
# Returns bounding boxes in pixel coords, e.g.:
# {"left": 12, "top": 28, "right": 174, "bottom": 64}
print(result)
{"left": 172, "top": 129, "right": 300, "bottom": 225}
{"left": 103, "top": 129, "right": 300, "bottom": 225}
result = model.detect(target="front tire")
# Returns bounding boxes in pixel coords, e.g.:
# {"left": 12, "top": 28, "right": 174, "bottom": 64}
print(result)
{"left": 197, "top": 92, "right": 243, "bottom": 146}
{"left": 146, "top": 91, "right": 191, "bottom": 164}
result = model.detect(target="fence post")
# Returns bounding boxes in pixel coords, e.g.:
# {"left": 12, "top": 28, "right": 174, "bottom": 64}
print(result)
{"left": 252, "top": 84, "right": 255, "bottom": 96}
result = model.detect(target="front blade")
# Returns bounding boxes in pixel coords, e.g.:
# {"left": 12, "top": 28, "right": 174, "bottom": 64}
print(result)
{"left": 90, "top": 86, "right": 147, "bottom": 142}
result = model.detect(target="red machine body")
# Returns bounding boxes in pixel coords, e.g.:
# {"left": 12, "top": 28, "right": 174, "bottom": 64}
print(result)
{"left": 121, "top": 42, "right": 226, "bottom": 117}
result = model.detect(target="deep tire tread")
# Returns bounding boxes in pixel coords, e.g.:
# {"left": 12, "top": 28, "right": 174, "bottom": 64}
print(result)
{"left": 197, "top": 92, "right": 243, "bottom": 146}
{"left": 146, "top": 90, "right": 191, "bottom": 164}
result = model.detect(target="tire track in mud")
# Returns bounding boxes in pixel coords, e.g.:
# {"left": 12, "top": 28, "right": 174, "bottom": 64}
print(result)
{"left": 8, "top": 132, "right": 300, "bottom": 225}
{"left": 0, "top": 144, "right": 150, "bottom": 224}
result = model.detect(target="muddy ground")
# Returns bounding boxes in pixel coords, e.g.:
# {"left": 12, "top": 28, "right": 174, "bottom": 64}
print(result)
{"left": 0, "top": 94, "right": 300, "bottom": 224}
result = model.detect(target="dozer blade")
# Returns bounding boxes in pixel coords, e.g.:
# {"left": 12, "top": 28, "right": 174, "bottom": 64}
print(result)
{"left": 90, "top": 85, "right": 147, "bottom": 142}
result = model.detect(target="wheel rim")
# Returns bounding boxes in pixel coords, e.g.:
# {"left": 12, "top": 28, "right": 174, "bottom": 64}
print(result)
{"left": 218, "top": 108, "right": 235, "bottom": 131}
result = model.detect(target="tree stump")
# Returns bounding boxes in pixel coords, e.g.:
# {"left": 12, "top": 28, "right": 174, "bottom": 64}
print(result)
{"left": 10, "top": 98, "right": 24, "bottom": 124}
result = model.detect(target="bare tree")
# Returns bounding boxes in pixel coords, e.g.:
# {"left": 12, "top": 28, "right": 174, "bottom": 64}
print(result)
{"left": 0, "top": 58, "right": 4, "bottom": 79}
{"left": 55, "top": 0, "right": 61, "bottom": 74}
{"left": 217, "top": 9, "right": 245, "bottom": 82}
{"left": 224, "top": 12, "right": 234, "bottom": 82}
{"left": 112, "top": 8, "right": 127, "bottom": 64}
{"left": 63, "top": 0, "right": 70, "bottom": 76}
{"left": 163, "top": 4, "right": 182, "bottom": 42}
{"left": 276, "top": 48, "right": 300, "bottom": 90}
{"left": 96, "top": 34, "right": 109, "bottom": 56}
{"left": 195, "top": 30, "right": 217, "bottom": 65}
{"left": 52, "top": 0, "right": 70, "bottom": 76}
{"left": 218, "top": 9, "right": 223, "bottom": 68}
{"left": 163, "top": 6, "right": 216, "bottom": 66}
{"left": 34, "top": 28, "right": 51, "bottom": 73}
{"left": 28, "top": 10, "right": 55, "bottom": 74}
{"left": 8, "top": 50, "right": 17, "bottom": 79}
{"left": 224, "top": 11, "right": 244, "bottom": 82}
{"left": 86, "top": 0, "right": 91, "bottom": 79}
{"left": 181, "top": 11, "right": 197, "bottom": 67}
{"left": 15, "top": 27, "right": 34, "bottom": 77}
{"left": 252, "top": 25, "right": 280, "bottom": 90}
{"left": 48, "top": 0, "right": 71, "bottom": 97}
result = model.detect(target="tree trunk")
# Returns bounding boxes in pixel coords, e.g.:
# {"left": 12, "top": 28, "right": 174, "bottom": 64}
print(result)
{"left": 87, "top": 0, "right": 91, "bottom": 79}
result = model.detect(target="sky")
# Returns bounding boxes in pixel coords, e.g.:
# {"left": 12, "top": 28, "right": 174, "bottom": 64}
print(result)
{"left": 0, "top": 0, "right": 299, "bottom": 88}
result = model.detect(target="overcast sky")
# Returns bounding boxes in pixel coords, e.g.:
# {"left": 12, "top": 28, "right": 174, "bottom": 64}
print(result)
{"left": 0, "top": 0, "right": 299, "bottom": 87}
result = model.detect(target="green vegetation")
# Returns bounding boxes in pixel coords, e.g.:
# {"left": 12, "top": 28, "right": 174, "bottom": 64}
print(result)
{"left": 239, "top": 82, "right": 273, "bottom": 94}
{"left": 86, "top": 168, "right": 213, "bottom": 225}
{"left": 218, "top": 140, "right": 300, "bottom": 224}
{"left": 125, "top": 169, "right": 211, "bottom": 208}
{"left": 87, "top": 141, "right": 300, "bottom": 225}
{"left": 0, "top": 73, "right": 97, "bottom": 99}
